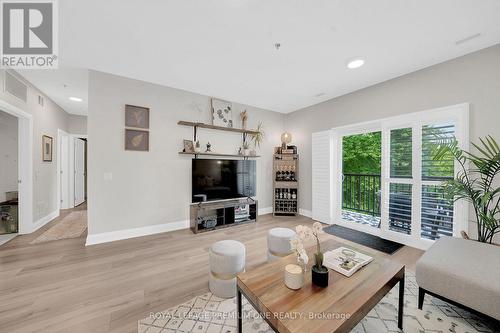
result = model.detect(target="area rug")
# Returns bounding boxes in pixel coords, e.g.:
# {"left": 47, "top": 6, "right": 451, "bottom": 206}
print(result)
{"left": 30, "top": 211, "right": 87, "bottom": 244}
{"left": 323, "top": 224, "right": 404, "bottom": 254}
{"left": 138, "top": 272, "right": 498, "bottom": 333}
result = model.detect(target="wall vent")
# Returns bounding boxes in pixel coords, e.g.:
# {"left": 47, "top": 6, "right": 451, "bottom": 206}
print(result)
{"left": 4, "top": 71, "right": 28, "bottom": 103}
{"left": 38, "top": 95, "right": 44, "bottom": 107}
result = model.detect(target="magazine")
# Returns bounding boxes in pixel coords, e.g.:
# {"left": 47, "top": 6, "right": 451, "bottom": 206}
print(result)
{"left": 323, "top": 247, "right": 374, "bottom": 277}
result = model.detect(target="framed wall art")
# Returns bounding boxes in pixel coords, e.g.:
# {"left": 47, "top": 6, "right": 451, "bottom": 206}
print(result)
{"left": 125, "top": 104, "right": 150, "bottom": 129}
{"left": 125, "top": 129, "right": 149, "bottom": 151}
{"left": 42, "top": 135, "right": 53, "bottom": 162}
{"left": 211, "top": 98, "right": 233, "bottom": 128}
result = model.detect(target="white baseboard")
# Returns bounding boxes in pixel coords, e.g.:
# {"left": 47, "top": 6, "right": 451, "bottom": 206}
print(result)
{"left": 32, "top": 210, "right": 59, "bottom": 233}
{"left": 85, "top": 220, "right": 190, "bottom": 246}
{"left": 299, "top": 209, "right": 312, "bottom": 218}
{"left": 258, "top": 207, "right": 272, "bottom": 215}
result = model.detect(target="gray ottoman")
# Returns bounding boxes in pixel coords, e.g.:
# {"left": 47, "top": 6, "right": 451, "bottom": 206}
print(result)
{"left": 267, "top": 227, "right": 296, "bottom": 262}
{"left": 416, "top": 236, "right": 500, "bottom": 320}
{"left": 209, "top": 240, "right": 245, "bottom": 298}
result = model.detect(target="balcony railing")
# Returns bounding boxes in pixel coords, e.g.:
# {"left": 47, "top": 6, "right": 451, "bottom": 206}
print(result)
{"left": 342, "top": 173, "right": 453, "bottom": 240}
{"left": 342, "top": 173, "right": 381, "bottom": 217}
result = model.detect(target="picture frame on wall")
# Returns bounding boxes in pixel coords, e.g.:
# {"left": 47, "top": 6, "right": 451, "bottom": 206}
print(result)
{"left": 42, "top": 135, "right": 53, "bottom": 162}
{"left": 125, "top": 129, "right": 149, "bottom": 151}
{"left": 125, "top": 104, "right": 150, "bottom": 129}
{"left": 211, "top": 98, "right": 233, "bottom": 128}
{"left": 183, "top": 139, "right": 194, "bottom": 153}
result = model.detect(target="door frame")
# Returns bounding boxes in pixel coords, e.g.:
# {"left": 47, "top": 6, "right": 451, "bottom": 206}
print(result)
{"left": 57, "top": 129, "right": 70, "bottom": 209}
{"left": 73, "top": 136, "right": 86, "bottom": 207}
{"left": 0, "top": 99, "right": 33, "bottom": 234}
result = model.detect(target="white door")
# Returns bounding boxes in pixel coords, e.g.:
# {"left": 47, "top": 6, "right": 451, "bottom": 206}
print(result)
{"left": 60, "top": 135, "right": 70, "bottom": 209}
{"left": 74, "top": 138, "right": 86, "bottom": 206}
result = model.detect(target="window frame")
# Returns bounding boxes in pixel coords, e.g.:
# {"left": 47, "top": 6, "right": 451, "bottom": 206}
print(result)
{"left": 331, "top": 103, "right": 469, "bottom": 250}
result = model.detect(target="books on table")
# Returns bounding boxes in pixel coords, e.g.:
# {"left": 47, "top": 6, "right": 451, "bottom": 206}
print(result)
{"left": 323, "top": 247, "right": 374, "bottom": 277}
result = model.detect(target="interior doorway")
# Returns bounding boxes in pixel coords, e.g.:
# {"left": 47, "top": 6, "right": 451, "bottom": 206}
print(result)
{"left": 0, "top": 111, "right": 19, "bottom": 244}
{"left": 58, "top": 133, "right": 87, "bottom": 210}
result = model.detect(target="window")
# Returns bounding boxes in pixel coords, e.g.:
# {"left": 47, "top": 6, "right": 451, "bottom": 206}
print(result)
{"left": 330, "top": 104, "right": 469, "bottom": 249}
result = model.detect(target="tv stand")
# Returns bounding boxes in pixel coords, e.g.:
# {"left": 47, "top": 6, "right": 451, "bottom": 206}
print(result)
{"left": 190, "top": 198, "right": 258, "bottom": 234}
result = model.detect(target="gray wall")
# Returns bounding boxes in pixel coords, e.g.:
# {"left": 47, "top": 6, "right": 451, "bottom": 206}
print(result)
{"left": 0, "top": 70, "right": 71, "bottom": 223}
{"left": 68, "top": 115, "right": 87, "bottom": 135}
{"left": 0, "top": 111, "right": 18, "bottom": 203}
{"left": 88, "top": 71, "right": 284, "bottom": 235}
{"left": 286, "top": 44, "right": 500, "bottom": 239}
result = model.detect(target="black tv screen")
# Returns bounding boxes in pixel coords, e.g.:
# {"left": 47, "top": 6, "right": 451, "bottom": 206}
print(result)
{"left": 192, "top": 159, "right": 256, "bottom": 202}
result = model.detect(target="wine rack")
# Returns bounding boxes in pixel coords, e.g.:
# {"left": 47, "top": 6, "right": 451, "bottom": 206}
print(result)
{"left": 273, "top": 152, "right": 299, "bottom": 216}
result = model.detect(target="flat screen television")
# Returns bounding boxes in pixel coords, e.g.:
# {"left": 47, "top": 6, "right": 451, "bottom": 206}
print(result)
{"left": 192, "top": 159, "right": 256, "bottom": 202}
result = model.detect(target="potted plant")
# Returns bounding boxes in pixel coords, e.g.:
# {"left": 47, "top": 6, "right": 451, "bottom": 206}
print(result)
{"left": 295, "top": 223, "right": 329, "bottom": 287}
{"left": 433, "top": 135, "right": 500, "bottom": 243}
{"left": 250, "top": 122, "right": 265, "bottom": 155}
{"left": 242, "top": 141, "right": 250, "bottom": 156}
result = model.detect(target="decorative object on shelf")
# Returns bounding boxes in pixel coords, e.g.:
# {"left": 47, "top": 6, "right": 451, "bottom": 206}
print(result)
{"left": 125, "top": 104, "right": 150, "bottom": 129}
{"left": 125, "top": 129, "right": 149, "bottom": 151}
{"left": 242, "top": 141, "right": 250, "bottom": 156}
{"left": 295, "top": 223, "right": 329, "bottom": 287}
{"left": 250, "top": 121, "right": 265, "bottom": 151}
{"left": 281, "top": 131, "right": 292, "bottom": 149}
{"left": 183, "top": 139, "right": 194, "bottom": 153}
{"left": 194, "top": 140, "right": 201, "bottom": 153}
{"left": 205, "top": 142, "right": 212, "bottom": 152}
{"left": 238, "top": 147, "right": 243, "bottom": 155}
{"left": 284, "top": 264, "right": 304, "bottom": 290}
{"left": 432, "top": 135, "right": 500, "bottom": 243}
{"left": 211, "top": 98, "right": 233, "bottom": 128}
{"left": 240, "top": 110, "right": 248, "bottom": 129}
{"left": 42, "top": 135, "right": 53, "bottom": 162}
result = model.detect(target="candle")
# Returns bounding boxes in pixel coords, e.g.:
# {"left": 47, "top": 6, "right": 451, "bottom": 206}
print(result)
{"left": 284, "top": 264, "right": 304, "bottom": 290}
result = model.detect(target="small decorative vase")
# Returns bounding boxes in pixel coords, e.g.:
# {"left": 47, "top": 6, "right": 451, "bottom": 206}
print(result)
{"left": 311, "top": 265, "right": 329, "bottom": 287}
{"left": 242, "top": 119, "right": 247, "bottom": 130}
{"left": 284, "top": 264, "right": 304, "bottom": 290}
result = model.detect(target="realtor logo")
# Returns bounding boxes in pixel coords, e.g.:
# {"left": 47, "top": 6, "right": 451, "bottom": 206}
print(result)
{"left": 1, "top": 0, "right": 58, "bottom": 68}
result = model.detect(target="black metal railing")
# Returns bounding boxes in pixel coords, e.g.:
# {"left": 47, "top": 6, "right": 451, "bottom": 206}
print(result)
{"left": 342, "top": 174, "right": 381, "bottom": 216}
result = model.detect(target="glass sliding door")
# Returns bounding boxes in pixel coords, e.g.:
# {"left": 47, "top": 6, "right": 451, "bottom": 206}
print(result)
{"left": 332, "top": 104, "right": 468, "bottom": 249}
{"left": 341, "top": 131, "right": 381, "bottom": 229}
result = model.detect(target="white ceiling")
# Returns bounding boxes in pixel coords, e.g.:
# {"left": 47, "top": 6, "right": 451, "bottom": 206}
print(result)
{"left": 18, "top": 68, "right": 88, "bottom": 116}
{"left": 19, "top": 0, "right": 500, "bottom": 115}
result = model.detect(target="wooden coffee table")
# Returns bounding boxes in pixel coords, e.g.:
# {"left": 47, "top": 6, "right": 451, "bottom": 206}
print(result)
{"left": 236, "top": 238, "right": 405, "bottom": 333}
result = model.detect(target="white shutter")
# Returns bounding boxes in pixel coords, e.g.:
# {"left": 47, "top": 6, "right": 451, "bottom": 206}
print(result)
{"left": 312, "top": 130, "right": 332, "bottom": 223}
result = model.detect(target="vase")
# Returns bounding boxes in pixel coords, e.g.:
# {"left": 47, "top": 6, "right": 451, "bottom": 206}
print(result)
{"left": 242, "top": 119, "right": 247, "bottom": 130}
{"left": 284, "top": 264, "right": 304, "bottom": 290}
{"left": 311, "top": 265, "right": 329, "bottom": 287}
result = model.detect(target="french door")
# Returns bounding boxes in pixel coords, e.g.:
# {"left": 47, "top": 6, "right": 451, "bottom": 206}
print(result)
{"left": 332, "top": 104, "right": 469, "bottom": 249}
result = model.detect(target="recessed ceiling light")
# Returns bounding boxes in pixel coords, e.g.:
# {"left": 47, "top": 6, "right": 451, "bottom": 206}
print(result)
{"left": 69, "top": 97, "right": 83, "bottom": 102}
{"left": 347, "top": 58, "right": 365, "bottom": 69}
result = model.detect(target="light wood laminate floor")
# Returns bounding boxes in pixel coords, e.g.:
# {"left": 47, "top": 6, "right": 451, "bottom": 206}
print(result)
{"left": 0, "top": 209, "right": 423, "bottom": 333}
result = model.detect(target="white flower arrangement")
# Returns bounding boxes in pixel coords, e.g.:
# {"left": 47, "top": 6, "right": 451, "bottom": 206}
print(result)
{"left": 290, "top": 222, "right": 324, "bottom": 270}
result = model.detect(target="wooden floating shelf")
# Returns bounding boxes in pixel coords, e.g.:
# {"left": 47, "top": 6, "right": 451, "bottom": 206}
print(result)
{"left": 178, "top": 121, "right": 260, "bottom": 135}
{"left": 179, "top": 151, "right": 260, "bottom": 158}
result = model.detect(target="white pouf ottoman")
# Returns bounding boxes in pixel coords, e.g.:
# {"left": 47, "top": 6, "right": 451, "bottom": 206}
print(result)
{"left": 209, "top": 240, "right": 246, "bottom": 298}
{"left": 267, "top": 227, "right": 296, "bottom": 262}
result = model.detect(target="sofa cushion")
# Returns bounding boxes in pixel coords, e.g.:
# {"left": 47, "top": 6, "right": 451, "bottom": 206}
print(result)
{"left": 416, "top": 236, "right": 500, "bottom": 320}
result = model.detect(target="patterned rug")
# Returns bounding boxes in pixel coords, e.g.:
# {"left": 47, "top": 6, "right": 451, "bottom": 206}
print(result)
{"left": 139, "top": 272, "right": 498, "bottom": 333}
{"left": 30, "top": 211, "right": 87, "bottom": 244}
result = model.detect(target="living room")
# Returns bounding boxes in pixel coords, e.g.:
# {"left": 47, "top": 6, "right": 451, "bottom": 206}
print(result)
{"left": 0, "top": 1, "right": 499, "bottom": 333}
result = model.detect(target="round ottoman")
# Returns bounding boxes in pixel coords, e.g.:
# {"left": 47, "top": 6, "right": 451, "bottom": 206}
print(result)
{"left": 209, "top": 240, "right": 246, "bottom": 298}
{"left": 267, "top": 227, "right": 296, "bottom": 262}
